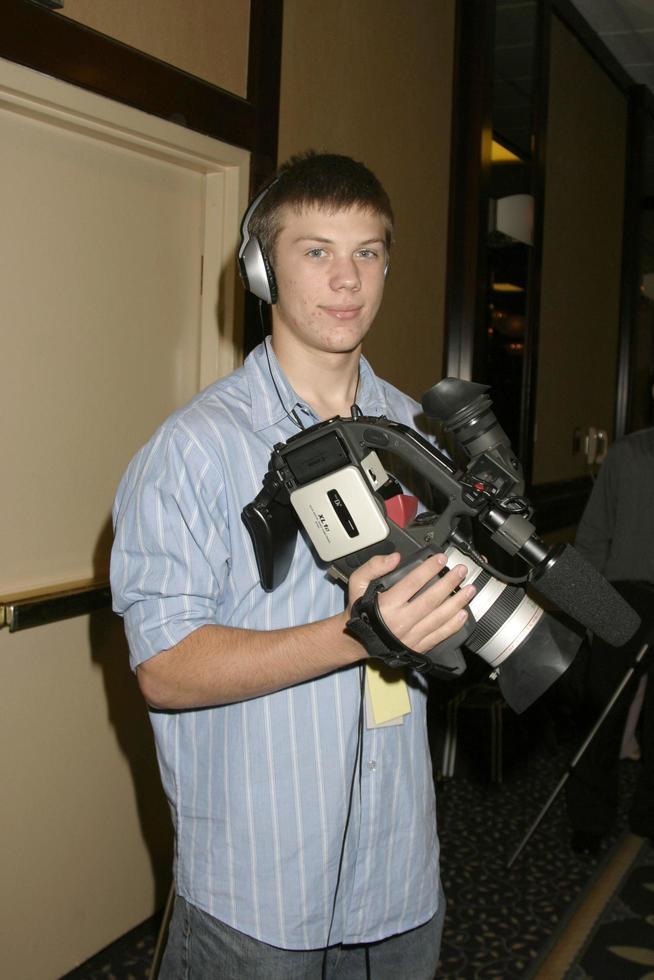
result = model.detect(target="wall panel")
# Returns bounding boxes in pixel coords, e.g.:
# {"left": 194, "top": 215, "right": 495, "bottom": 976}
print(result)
{"left": 59, "top": 0, "right": 250, "bottom": 96}
{"left": 532, "top": 16, "right": 627, "bottom": 484}
{"left": 278, "top": 0, "right": 457, "bottom": 402}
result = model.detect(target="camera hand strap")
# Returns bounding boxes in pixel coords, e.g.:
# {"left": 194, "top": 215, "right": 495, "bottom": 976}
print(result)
{"left": 347, "top": 582, "right": 431, "bottom": 671}
{"left": 347, "top": 579, "right": 469, "bottom": 678}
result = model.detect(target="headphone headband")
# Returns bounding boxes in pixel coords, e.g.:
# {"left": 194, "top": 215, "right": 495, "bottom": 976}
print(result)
{"left": 238, "top": 179, "right": 279, "bottom": 304}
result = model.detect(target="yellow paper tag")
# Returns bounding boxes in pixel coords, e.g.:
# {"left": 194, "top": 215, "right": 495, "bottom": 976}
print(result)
{"left": 365, "top": 660, "right": 411, "bottom": 727}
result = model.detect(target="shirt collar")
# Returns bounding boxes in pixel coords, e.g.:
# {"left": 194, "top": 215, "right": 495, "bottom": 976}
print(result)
{"left": 245, "top": 336, "right": 390, "bottom": 433}
{"left": 246, "top": 337, "right": 303, "bottom": 432}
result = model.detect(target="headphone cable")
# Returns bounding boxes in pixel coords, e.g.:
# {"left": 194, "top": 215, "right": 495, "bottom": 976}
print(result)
{"left": 259, "top": 300, "right": 306, "bottom": 431}
{"left": 321, "top": 664, "right": 366, "bottom": 979}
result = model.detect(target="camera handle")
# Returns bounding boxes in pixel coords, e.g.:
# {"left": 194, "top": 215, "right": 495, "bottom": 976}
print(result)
{"left": 346, "top": 548, "right": 473, "bottom": 677}
{"left": 506, "top": 641, "right": 651, "bottom": 869}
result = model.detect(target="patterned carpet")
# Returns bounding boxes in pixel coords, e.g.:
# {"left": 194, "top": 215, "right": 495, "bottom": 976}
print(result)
{"left": 528, "top": 834, "right": 654, "bottom": 978}
{"left": 61, "top": 695, "right": 650, "bottom": 979}
{"left": 434, "top": 715, "right": 648, "bottom": 979}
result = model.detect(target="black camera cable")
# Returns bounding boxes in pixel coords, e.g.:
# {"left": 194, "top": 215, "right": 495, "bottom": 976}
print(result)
{"left": 321, "top": 662, "right": 367, "bottom": 980}
{"left": 259, "top": 300, "right": 369, "bottom": 978}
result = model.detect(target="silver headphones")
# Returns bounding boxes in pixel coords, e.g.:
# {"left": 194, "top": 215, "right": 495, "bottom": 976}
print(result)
{"left": 237, "top": 180, "right": 279, "bottom": 305}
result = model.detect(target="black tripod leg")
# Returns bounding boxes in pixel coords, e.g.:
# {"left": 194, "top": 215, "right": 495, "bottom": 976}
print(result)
{"left": 506, "top": 642, "right": 650, "bottom": 869}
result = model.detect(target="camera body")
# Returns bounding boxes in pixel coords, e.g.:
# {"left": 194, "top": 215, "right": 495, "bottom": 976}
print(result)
{"left": 242, "top": 381, "right": 639, "bottom": 712}
{"left": 243, "top": 409, "right": 550, "bottom": 592}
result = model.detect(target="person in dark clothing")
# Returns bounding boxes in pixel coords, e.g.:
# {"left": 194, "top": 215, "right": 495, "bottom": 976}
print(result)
{"left": 566, "top": 427, "right": 654, "bottom": 853}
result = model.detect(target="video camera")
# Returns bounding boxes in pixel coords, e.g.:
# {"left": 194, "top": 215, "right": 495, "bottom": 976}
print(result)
{"left": 242, "top": 379, "right": 640, "bottom": 713}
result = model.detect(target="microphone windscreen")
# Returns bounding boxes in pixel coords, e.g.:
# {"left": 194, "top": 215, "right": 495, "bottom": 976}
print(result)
{"left": 531, "top": 544, "right": 641, "bottom": 647}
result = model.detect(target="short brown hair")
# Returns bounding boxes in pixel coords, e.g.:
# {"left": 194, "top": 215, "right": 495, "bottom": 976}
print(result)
{"left": 249, "top": 151, "right": 394, "bottom": 261}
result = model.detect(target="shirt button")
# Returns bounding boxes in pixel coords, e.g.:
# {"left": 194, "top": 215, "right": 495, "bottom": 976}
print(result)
{"left": 368, "top": 760, "right": 377, "bottom": 771}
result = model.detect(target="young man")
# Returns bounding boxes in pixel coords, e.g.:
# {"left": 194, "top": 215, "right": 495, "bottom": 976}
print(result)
{"left": 111, "top": 152, "right": 474, "bottom": 978}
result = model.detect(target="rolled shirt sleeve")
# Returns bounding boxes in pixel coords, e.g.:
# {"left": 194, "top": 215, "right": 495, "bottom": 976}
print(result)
{"left": 111, "top": 418, "right": 230, "bottom": 669}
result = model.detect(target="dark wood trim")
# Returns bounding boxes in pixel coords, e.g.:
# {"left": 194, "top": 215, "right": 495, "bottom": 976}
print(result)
{"left": 443, "top": 0, "right": 495, "bottom": 382}
{"left": 242, "top": 0, "right": 283, "bottom": 355}
{"left": 519, "top": 0, "right": 551, "bottom": 482}
{"left": 615, "top": 85, "right": 647, "bottom": 438}
{"left": 246, "top": 0, "right": 283, "bottom": 186}
{"left": 1, "top": 0, "right": 282, "bottom": 167}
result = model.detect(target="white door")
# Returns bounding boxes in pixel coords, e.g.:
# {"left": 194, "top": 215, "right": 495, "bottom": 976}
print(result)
{"left": 0, "top": 57, "right": 249, "bottom": 979}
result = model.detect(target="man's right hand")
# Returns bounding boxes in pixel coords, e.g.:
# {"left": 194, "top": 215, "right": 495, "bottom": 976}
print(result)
{"left": 346, "top": 551, "right": 475, "bottom": 656}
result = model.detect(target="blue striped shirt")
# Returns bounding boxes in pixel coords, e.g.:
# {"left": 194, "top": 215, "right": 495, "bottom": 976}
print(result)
{"left": 110, "top": 339, "right": 441, "bottom": 948}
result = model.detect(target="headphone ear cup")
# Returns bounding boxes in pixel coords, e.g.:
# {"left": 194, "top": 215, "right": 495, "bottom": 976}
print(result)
{"left": 239, "top": 236, "right": 277, "bottom": 304}
{"left": 261, "top": 248, "right": 277, "bottom": 304}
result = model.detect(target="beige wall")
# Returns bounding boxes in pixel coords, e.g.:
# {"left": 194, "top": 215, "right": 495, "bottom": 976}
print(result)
{"left": 59, "top": 0, "right": 250, "bottom": 96}
{"left": 279, "top": 0, "right": 457, "bottom": 402}
{"left": 2, "top": 613, "right": 172, "bottom": 978}
{"left": 532, "top": 16, "right": 627, "bottom": 484}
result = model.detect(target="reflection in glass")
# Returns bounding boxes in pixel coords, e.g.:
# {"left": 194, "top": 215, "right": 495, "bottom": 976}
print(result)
{"left": 484, "top": 1, "right": 538, "bottom": 455}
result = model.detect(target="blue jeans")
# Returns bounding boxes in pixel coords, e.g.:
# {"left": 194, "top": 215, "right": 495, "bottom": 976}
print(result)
{"left": 159, "top": 887, "right": 446, "bottom": 979}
